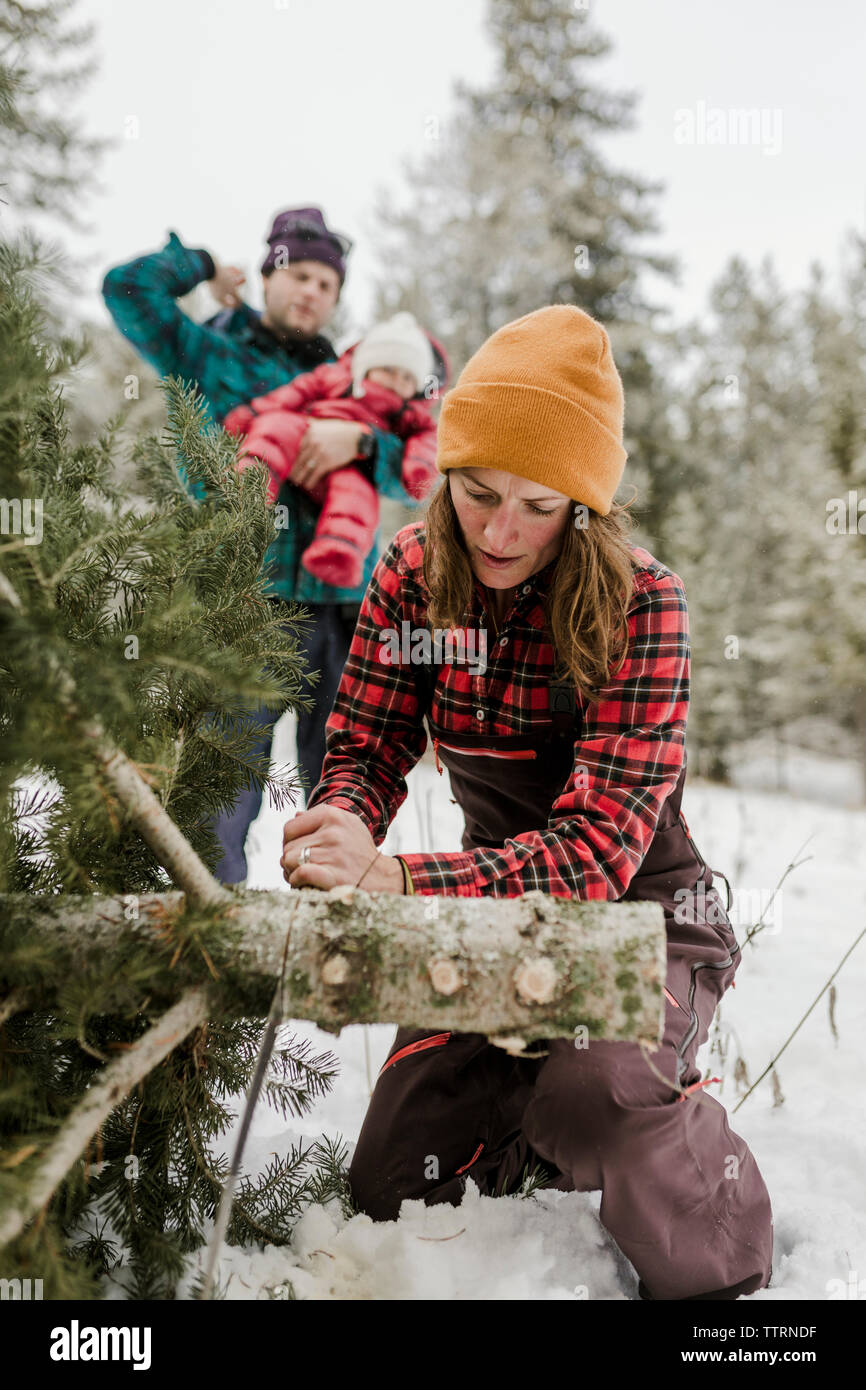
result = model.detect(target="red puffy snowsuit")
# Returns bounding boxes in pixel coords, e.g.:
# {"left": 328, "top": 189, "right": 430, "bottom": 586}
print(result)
{"left": 224, "top": 348, "right": 441, "bottom": 590}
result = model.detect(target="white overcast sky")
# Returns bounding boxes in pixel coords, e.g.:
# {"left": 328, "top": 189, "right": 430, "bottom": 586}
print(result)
{"left": 67, "top": 0, "right": 866, "bottom": 339}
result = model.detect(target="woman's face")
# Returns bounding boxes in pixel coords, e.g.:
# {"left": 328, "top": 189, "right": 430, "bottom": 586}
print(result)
{"left": 449, "top": 467, "right": 572, "bottom": 590}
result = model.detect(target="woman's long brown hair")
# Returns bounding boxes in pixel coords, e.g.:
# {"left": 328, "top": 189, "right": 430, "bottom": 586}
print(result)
{"left": 421, "top": 474, "right": 639, "bottom": 705}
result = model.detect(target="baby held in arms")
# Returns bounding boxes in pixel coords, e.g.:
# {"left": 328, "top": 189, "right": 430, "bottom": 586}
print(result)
{"left": 224, "top": 312, "right": 441, "bottom": 589}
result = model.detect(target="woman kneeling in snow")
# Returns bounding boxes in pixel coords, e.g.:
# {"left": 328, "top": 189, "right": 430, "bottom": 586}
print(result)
{"left": 280, "top": 305, "right": 774, "bottom": 1302}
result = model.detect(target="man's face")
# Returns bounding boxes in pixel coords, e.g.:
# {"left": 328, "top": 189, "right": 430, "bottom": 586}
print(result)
{"left": 261, "top": 260, "right": 341, "bottom": 338}
{"left": 448, "top": 467, "right": 572, "bottom": 590}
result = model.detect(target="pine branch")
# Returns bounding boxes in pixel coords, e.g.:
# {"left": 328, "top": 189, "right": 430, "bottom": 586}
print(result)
{"left": 75, "top": 717, "right": 228, "bottom": 909}
{"left": 0, "top": 238, "right": 340, "bottom": 1293}
{"left": 0, "top": 987, "right": 209, "bottom": 1249}
{"left": 264, "top": 1032, "right": 341, "bottom": 1120}
{"left": 302, "top": 1135, "right": 355, "bottom": 1219}
{"left": 1, "top": 565, "right": 228, "bottom": 907}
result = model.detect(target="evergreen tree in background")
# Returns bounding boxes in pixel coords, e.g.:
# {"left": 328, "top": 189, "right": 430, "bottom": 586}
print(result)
{"left": 799, "top": 237, "right": 866, "bottom": 778}
{"left": 0, "top": 0, "right": 106, "bottom": 226}
{"left": 0, "top": 235, "right": 347, "bottom": 1298}
{"left": 669, "top": 248, "right": 866, "bottom": 781}
{"left": 370, "top": 0, "right": 687, "bottom": 551}
{"left": 666, "top": 257, "right": 810, "bottom": 776}
{"left": 371, "top": 0, "right": 866, "bottom": 782}
{"left": 0, "top": 0, "right": 162, "bottom": 458}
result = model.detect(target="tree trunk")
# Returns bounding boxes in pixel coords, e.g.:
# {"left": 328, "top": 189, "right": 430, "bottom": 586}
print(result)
{"left": 1, "top": 886, "right": 668, "bottom": 1048}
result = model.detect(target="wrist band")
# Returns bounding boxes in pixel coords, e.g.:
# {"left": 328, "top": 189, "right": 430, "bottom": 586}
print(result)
{"left": 396, "top": 856, "right": 414, "bottom": 895}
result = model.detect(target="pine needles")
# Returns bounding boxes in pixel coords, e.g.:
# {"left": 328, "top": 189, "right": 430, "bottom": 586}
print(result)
{"left": 0, "top": 234, "right": 343, "bottom": 1298}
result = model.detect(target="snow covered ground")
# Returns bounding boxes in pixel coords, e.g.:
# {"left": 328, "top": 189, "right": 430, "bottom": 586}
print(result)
{"left": 180, "top": 711, "right": 866, "bottom": 1302}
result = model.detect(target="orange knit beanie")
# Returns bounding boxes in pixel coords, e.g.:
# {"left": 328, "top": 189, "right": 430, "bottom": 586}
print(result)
{"left": 436, "top": 304, "right": 627, "bottom": 515}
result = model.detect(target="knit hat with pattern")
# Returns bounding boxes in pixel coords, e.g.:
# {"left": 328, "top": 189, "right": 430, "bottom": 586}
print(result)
{"left": 436, "top": 304, "right": 627, "bottom": 515}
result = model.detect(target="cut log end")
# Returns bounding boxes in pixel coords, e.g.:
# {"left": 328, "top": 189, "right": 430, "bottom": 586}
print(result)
{"left": 514, "top": 957, "right": 558, "bottom": 1005}
{"left": 427, "top": 958, "right": 464, "bottom": 996}
{"left": 321, "top": 954, "right": 351, "bottom": 987}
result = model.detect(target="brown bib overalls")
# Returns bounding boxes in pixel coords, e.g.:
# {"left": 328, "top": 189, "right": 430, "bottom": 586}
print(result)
{"left": 347, "top": 677, "right": 774, "bottom": 1301}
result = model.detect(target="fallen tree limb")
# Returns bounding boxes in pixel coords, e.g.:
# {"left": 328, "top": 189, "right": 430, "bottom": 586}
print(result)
{"left": 0, "top": 886, "right": 667, "bottom": 1046}
{"left": 0, "top": 988, "right": 210, "bottom": 1250}
{"left": 0, "top": 988, "right": 27, "bottom": 1026}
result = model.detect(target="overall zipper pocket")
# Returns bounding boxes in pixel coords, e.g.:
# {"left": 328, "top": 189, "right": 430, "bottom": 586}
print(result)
{"left": 378, "top": 1032, "right": 451, "bottom": 1077}
{"left": 433, "top": 737, "right": 538, "bottom": 774}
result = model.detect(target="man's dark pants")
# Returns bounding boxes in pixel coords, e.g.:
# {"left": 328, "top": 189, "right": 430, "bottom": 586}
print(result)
{"left": 210, "top": 602, "right": 359, "bottom": 884}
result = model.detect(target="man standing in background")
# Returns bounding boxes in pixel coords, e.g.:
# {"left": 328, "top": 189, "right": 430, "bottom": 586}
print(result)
{"left": 103, "top": 207, "right": 416, "bottom": 882}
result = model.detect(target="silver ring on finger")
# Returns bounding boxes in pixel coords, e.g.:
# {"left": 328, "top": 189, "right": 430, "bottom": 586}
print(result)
{"left": 300, "top": 845, "right": 312, "bottom": 865}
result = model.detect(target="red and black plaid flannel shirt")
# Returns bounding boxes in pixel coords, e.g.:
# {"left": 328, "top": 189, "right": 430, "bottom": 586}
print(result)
{"left": 306, "top": 521, "right": 690, "bottom": 898}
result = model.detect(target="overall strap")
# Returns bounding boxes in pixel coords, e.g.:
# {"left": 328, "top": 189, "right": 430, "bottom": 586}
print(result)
{"left": 549, "top": 680, "right": 579, "bottom": 736}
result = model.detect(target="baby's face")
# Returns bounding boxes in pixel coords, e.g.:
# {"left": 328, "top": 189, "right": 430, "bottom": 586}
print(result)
{"left": 365, "top": 366, "right": 419, "bottom": 400}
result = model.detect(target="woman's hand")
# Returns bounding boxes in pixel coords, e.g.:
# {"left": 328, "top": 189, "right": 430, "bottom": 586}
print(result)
{"left": 281, "top": 805, "right": 404, "bottom": 894}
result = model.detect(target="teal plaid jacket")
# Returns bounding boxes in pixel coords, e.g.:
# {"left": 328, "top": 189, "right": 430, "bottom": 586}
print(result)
{"left": 102, "top": 231, "right": 417, "bottom": 603}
